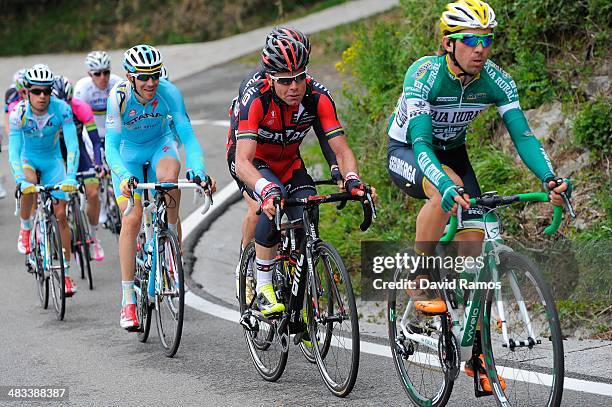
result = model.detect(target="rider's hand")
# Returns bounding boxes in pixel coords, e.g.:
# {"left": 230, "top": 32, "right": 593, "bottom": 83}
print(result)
{"left": 19, "top": 181, "right": 36, "bottom": 194}
{"left": 330, "top": 165, "right": 344, "bottom": 191}
{"left": 120, "top": 178, "right": 135, "bottom": 198}
{"left": 260, "top": 182, "right": 282, "bottom": 220}
{"left": 59, "top": 178, "right": 79, "bottom": 193}
{"left": 344, "top": 172, "right": 366, "bottom": 197}
{"left": 545, "top": 177, "right": 572, "bottom": 206}
{"left": 441, "top": 185, "right": 470, "bottom": 213}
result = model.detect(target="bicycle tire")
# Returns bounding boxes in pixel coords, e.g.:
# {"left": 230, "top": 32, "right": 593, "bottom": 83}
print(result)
{"left": 155, "top": 229, "right": 185, "bottom": 357}
{"left": 48, "top": 215, "right": 66, "bottom": 321}
{"left": 481, "top": 251, "right": 564, "bottom": 407}
{"left": 135, "top": 232, "right": 152, "bottom": 343}
{"left": 388, "top": 266, "right": 454, "bottom": 406}
{"left": 309, "top": 241, "right": 359, "bottom": 397}
{"left": 31, "top": 219, "right": 49, "bottom": 308}
{"left": 239, "top": 241, "right": 288, "bottom": 382}
{"left": 105, "top": 182, "right": 122, "bottom": 235}
{"left": 75, "top": 205, "right": 93, "bottom": 290}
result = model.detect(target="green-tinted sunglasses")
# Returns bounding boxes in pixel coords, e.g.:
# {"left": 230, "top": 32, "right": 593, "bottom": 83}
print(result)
{"left": 446, "top": 33, "right": 495, "bottom": 48}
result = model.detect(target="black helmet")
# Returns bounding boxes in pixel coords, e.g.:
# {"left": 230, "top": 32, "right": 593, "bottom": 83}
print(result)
{"left": 261, "top": 36, "right": 309, "bottom": 74}
{"left": 267, "top": 26, "right": 311, "bottom": 54}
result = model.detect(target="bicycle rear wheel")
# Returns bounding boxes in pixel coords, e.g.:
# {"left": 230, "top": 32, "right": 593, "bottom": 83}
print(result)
{"left": 155, "top": 229, "right": 184, "bottom": 357}
{"left": 481, "top": 251, "right": 564, "bottom": 407}
{"left": 75, "top": 206, "right": 93, "bottom": 290}
{"left": 47, "top": 215, "right": 66, "bottom": 321}
{"left": 105, "top": 181, "right": 122, "bottom": 236}
{"left": 308, "top": 241, "right": 358, "bottom": 397}
{"left": 239, "top": 241, "right": 288, "bottom": 382}
{"left": 388, "top": 266, "right": 454, "bottom": 407}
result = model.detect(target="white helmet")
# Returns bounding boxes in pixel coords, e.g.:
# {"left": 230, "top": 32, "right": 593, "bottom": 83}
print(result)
{"left": 160, "top": 66, "right": 169, "bottom": 80}
{"left": 123, "top": 44, "right": 163, "bottom": 73}
{"left": 25, "top": 64, "right": 55, "bottom": 87}
{"left": 85, "top": 51, "right": 111, "bottom": 72}
{"left": 440, "top": 0, "right": 497, "bottom": 34}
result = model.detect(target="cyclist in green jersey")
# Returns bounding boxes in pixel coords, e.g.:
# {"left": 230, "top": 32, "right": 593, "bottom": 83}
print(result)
{"left": 387, "top": 0, "right": 571, "bottom": 392}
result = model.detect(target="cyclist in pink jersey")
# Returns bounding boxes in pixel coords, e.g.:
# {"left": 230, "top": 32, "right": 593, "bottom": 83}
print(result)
{"left": 54, "top": 76, "right": 106, "bottom": 261}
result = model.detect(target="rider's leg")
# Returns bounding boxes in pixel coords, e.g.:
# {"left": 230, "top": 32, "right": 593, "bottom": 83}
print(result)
{"left": 17, "top": 168, "right": 38, "bottom": 254}
{"left": 84, "top": 180, "right": 101, "bottom": 228}
{"left": 118, "top": 198, "right": 143, "bottom": 299}
{"left": 155, "top": 156, "right": 181, "bottom": 231}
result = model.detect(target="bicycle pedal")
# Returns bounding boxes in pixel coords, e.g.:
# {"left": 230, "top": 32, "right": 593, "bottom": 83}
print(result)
{"left": 293, "top": 331, "right": 304, "bottom": 345}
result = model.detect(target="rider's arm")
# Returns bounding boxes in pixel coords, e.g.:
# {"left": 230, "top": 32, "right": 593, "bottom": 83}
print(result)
{"left": 165, "top": 83, "right": 206, "bottom": 176}
{"left": 104, "top": 87, "right": 130, "bottom": 181}
{"left": 235, "top": 95, "right": 265, "bottom": 190}
{"left": 7, "top": 107, "right": 25, "bottom": 182}
{"left": 315, "top": 92, "right": 357, "bottom": 175}
{"left": 409, "top": 112, "right": 455, "bottom": 196}
{"left": 59, "top": 101, "right": 80, "bottom": 179}
{"left": 312, "top": 119, "right": 338, "bottom": 168}
{"left": 73, "top": 99, "right": 103, "bottom": 166}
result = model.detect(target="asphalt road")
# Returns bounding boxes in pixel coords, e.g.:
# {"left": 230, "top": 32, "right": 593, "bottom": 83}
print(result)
{"left": 0, "top": 62, "right": 610, "bottom": 407}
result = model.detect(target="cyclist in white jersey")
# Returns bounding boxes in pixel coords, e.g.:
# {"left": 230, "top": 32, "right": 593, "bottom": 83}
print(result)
{"left": 74, "top": 51, "right": 121, "bottom": 224}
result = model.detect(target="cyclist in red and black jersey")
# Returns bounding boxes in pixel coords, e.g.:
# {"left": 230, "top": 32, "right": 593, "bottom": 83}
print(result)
{"left": 235, "top": 34, "right": 375, "bottom": 315}
{"left": 227, "top": 28, "right": 343, "bottom": 291}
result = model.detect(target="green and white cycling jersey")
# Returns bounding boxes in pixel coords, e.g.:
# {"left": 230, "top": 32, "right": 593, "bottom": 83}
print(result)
{"left": 388, "top": 54, "right": 555, "bottom": 195}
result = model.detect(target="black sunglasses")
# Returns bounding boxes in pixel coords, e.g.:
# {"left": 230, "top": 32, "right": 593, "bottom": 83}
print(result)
{"left": 130, "top": 72, "right": 161, "bottom": 82}
{"left": 92, "top": 70, "right": 111, "bottom": 77}
{"left": 29, "top": 87, "right": 52, "bottom": 96}
{"left": 269, "top": 70, "right": 307, "bottom": 86}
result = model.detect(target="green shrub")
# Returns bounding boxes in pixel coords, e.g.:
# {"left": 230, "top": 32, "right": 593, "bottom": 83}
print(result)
{"left": 573, "top": 97, "right": 612, "bottom": 159}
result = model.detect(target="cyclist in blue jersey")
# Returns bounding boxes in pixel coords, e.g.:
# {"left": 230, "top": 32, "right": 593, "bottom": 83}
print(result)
{"left": 9, "top": 64, "right": 80, "bottom": 296}
{"left": 106, "top": 44, "right": 216, "bottom": 330}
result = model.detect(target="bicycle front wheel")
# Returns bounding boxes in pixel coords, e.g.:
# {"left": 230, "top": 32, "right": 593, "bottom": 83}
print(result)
{"left": 135, "top": 233, "right": 152, "bottom": 343}
{"left": 47, "top": 215, "right": 66, "bottom": 321}
{"left": 239, "top": 241, "right": 288, "bottom": 382}
{"left": 31, "top": 220, "right": 49, "bottom": 308}
{"left": 308, "top": 241, "right": 358, "bottom": 397}
{"left": 155, "top": 229, "right": 185, "bottom": 357}
{"left": 481, "top": 251, "right": 564, "bottom": 407}
{"left": 387, "top": 266, "right": 454, "bottom": 407}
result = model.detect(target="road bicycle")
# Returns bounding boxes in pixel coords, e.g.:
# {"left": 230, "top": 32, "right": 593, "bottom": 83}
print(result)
{"left": 66, "top": 170, "right": 95, "bottom": 290}
{"left": 17, "top": 183, "right": 71, "bottom": 320}
{"left": 124, "top": 165, "right": 212, "bottom": 357}
{"left": 388, "top": 188, "right": 574, "bottom": 406}
{"left": 238, "top": 182, "right": 376, "bottom": 397}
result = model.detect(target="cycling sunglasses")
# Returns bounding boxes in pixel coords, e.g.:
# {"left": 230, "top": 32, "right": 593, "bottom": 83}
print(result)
{"left": 269, "top": 70, "right": 307, "bottom": 86}
{"left": 29, "top": 87, "right": 52, "bottom": 96}
{"left": 92, "top": 70, "right": 111, "bottom": 77}
{"left": 130, "top": 72, "right": 161, "bottom": 82}
{"left": 446, "top": 33, "right": 495, "bottom": 48}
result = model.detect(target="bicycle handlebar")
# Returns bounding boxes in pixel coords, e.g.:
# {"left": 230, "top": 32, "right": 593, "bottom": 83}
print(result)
{"left": 440, "top": 191, "right": 566, "bottom": 242}
{"left": 123, "top": 180, "right": 212, "bottom": 217}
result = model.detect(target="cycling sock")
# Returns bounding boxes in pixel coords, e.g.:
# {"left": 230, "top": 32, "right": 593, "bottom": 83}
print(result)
{"left": 90, "top": 224, "right": 98, "bottom": 239}
{"left": 122, "top": 280, "right": 136, "bottom": 306}
{"left": 168, "top": 222, "right": 178, "bottom": 234}
{"left": 255, "top": 258, "right": 275, "bottom": 292}
{"left": 20, "top": 217, "right": 32, "bottom": 230}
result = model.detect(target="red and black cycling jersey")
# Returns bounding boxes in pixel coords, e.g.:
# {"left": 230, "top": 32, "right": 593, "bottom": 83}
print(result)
{"left": 235, "top": 76, "right": 344, "bottom": 182}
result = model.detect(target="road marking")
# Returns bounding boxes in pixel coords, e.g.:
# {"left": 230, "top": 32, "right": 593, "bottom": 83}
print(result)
{"left": 191, "top": 119, "right": 230, "bottom": 127}
{"left": 182, "top": 184, "right": 612, "bottom": 398}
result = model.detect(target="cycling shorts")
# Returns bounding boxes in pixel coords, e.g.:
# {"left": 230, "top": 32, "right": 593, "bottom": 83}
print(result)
{"left": 21, "top": 152, "right": 68, "bottom": 200}
{"left": 111, "top": 136, "right": 180, "bottom": 204}
{"left": 387, "top": 138, "right": 484, "bottom": 232}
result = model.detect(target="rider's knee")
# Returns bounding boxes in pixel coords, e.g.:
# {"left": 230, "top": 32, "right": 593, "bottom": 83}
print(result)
{"left": 441, "top": 165, "right": 463, "bottom": 186}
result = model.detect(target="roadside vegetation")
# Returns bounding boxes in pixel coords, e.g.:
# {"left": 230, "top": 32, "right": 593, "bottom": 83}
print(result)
{"left": 0, "top": 0, "right": 346, "bottom": 56}
{"left": 302, "top": 0, "right": 611, "bottom": 337}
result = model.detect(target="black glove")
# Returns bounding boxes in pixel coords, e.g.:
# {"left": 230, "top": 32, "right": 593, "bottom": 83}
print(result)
{"left": 344, "top": 173, "right": 365, "bottom": 196}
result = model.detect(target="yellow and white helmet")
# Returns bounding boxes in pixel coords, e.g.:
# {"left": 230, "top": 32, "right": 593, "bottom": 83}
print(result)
{"left": 440, "top": 0, "right": 497, "bottom": 34}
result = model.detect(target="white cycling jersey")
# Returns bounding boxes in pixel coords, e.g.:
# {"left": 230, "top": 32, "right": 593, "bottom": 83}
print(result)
{"left": 73, "top": 74, "right": 122, "bottom": 139}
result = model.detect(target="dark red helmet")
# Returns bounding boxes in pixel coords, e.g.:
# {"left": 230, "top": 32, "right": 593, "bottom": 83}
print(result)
{"left": 261, "top": 36, "right": 309, "bottom": 74}
{"left": 267, "top": 26, "right": 311, "bottom": 53}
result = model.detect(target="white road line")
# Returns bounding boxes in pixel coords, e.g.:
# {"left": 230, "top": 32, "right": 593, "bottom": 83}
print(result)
{"left": 190, "top": 119, "right": 230, "bottom": 127}
{"left": 181, "top": 184, "right": 612, "bottom": 398}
